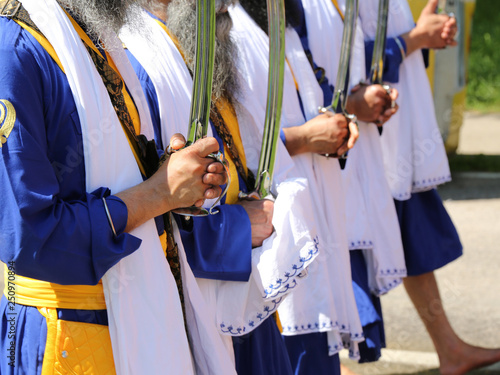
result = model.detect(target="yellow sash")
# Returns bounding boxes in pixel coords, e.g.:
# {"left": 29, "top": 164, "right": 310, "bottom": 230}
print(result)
{"left": 214, "top": 99, "right": 248, "bottom": 204}
{"left": 331, "top": 0, "right": 345, "bottom": 21}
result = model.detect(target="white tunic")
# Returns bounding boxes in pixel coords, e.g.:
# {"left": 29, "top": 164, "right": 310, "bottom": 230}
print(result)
{"left": 359, "top": 0, "right": 451, "bottom": 200}
{"left": 302, "top": 0, "right": 407, "bottom": 295}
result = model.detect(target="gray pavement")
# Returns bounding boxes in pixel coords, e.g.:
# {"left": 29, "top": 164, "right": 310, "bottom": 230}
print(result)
{"left": 341, "top": 112, "right": 500, "bottom": 374}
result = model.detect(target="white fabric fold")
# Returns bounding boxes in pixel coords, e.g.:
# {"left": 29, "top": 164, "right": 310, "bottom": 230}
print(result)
{"left": 359, "top": 0, "right": 451, "bottom": 200}
{"left": 20, "top": 1, "right": 194, "bottom": 373}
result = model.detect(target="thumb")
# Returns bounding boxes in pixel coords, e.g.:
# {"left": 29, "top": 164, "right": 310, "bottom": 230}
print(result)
{"left": 169, "top": 133, "right": 187, "bottom": 151}
{"left": 190, "top": 137, "right": 220, "bottom": 157}
{"left": 422, "top": 0, "right": 438, "bottom": 16}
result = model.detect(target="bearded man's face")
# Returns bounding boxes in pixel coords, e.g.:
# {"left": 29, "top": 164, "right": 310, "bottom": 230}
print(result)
{"left": 60, "top": 0, "right": 150, "bottom": 47}
{"left": 166, "top": 0, "right": 240, "bottom": 104}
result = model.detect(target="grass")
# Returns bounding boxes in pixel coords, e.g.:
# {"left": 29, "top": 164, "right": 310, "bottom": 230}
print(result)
{"left": 466, "top": 0, "right": 500, "bottom": 112}
{"left": 448, "top": 154, "right": 500, "bottom": 172}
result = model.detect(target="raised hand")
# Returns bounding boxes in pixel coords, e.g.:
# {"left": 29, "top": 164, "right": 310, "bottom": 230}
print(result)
{"left": 402, "top": 0, "right": 458, "bottom": 55}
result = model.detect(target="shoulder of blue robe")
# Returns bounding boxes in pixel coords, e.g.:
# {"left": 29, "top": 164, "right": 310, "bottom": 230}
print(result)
{"left": 364, "top": 37, "right": 407, "bottom": 83}
{"left": 0, "top": 17, "right": 142, "bottom": 285}
{"left": 293, "top": 0, "right": 334, "bottom": 107}
{"left": 174, "top": 121, "right": 252, "bottom": 282}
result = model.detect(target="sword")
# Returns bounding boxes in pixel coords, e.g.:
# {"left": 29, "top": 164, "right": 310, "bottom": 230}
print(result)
{"left": 173, "top": 0, "right": 231, "bottom": 216}
{"left": 319, "top": 0, "right": 359, "bottom": 160}
{"left": 369, "top": 0, "right": 390, "bottom": 85}
{"left": 253, "top": 0, "right": 286, "bottom": 198}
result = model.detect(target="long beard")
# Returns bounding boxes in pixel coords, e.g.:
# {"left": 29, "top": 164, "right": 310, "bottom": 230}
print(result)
{"left": 166, "top": 0, "right": 240, "bottom": 105}
{"left": 60, "top": 0, "right": 149, "bottom": 50}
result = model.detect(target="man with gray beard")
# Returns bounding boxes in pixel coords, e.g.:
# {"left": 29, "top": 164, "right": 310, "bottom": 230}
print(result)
{"left": 0, "top": 0, "right": 228, "bottom": 373}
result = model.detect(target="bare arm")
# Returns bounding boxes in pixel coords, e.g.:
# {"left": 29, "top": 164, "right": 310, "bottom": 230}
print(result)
{"left": 116, "top": 134, "right": 227, "bottom": 232}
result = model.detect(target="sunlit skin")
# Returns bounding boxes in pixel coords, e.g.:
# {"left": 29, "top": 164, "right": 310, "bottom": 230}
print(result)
{"left": 116, "top": 135, "right": 227, "bottom": 232}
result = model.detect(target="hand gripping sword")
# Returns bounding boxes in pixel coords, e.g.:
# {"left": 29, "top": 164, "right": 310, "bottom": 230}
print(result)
{"left": 252, "top": 0, "right": 287, "bottom": 199}
{"left": 173, "top": 0, "right": 231, "bottom": 216}
{"left": 319, "top": 0, "right": 359, "bottom": 160}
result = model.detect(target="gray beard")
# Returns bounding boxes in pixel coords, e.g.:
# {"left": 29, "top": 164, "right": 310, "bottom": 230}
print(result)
{"left": 59, "top": 0, "right": 149, "bottom": 50}
{"left": 166, "top": 0, "right": 240, "bottom": 105}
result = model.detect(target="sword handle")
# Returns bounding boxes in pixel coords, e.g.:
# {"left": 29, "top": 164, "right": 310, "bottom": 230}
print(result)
{"left": 171, "top": 148, "right": 231, "bottom": 217}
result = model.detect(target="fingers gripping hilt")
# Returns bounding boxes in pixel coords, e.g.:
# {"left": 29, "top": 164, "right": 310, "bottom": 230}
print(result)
{"left": 168, "top": 146, "right": 231, "bottom": 217}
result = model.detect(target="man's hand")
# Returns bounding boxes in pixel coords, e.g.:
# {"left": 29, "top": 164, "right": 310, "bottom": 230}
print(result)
{"left": 282, "top": 112, "right": 357, "bottom": 156}
{"left": 346, "top": 84, "right": 399, "bottom": 125}
{"left": 236, "top": 199, "right": 274, "bottom": 247}
{"left": 402, "top": 0, "right": 458, "bottom": 55}
{"left": 156, "top": 134, "right": 227, "bottom": 210}
{"left": 115, "top": 134, "right": 227, "bottom": 233}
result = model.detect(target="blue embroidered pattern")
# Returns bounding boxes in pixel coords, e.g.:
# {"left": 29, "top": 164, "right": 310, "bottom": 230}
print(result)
{"left": 396, "top": 174, "right": 452, "bottom": 199}
{"left": 282, "top": 320, "right": 338, "bottom": 334}
{"left": 348, "top": 239, "right": 374, "bottom": 250}
{"left": 219, "top": 297, "right": 284, "bottom": 335}
{"left": 412, "top": 174, "right": 451, "bottom": 188}
{"left": 263, "top": 236, "right": 320, "bottom": 298}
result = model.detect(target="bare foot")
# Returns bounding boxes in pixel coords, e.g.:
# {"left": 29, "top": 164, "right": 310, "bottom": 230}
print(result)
{"left": 340, "top": 363, "right": 359, "bottom": 375}
{"left": 439, "top": 343, "right": 500, "bottom": 375}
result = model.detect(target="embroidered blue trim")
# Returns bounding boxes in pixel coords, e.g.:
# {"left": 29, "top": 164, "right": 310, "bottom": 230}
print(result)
{"left": 395, "top": 174, "right": 452, "bottom": 199}
{"left": 348, "top": 239, "right": 374, "bottom": 250}
{"left": 373, "top": 277, "right": 403, "bottom": 296}
{"left": 263, "top": 236, "right": 320, "bottom": 298}
{"left": 379, "top": 268, "right": 407, "bottom": 276}
{"left": 412, "top": 174, "right": 451, "bottom": 188}
{"left": 219, "top": 296, "right": 284, "bottom": 335}
{"left": 282, "top": 320, "right": 338, "bottom": 334}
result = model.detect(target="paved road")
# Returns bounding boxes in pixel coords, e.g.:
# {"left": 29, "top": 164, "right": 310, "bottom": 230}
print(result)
{"left": 342, "top": 113, "right": 500, "bottom": 374}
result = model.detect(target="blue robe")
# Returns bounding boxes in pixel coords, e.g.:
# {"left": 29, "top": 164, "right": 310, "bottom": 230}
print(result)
{"left": 0, "top": 16, "right": 146, "bottom": 374}
{"left": 127, "top": 24, "right": 293, "bottom": 374}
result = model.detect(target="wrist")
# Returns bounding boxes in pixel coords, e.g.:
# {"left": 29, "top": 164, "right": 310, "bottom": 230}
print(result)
{"left": 403, "top": 28, "right": 424, "bottom": 56}
{"left": 282, "top": 126, "right": 308, "bottom": 156}
{"left": 345, "top": 94, "right": 357, "bottom": 117}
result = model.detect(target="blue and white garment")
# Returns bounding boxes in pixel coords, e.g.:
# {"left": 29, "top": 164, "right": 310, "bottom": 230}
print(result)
{"left": 228, "top": 4, "right": 364, "bottom": 359}
{"left": 359, "top": 0, "right": 451, "bottom": 200}
{"left": 122, "top": 7, "right": 320, "bottom": 360}
{"left": 302, "top": 0, "right": 406, "bottom": 295}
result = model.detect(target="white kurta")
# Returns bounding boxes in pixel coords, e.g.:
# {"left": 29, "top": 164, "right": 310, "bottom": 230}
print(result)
{"left": 359, "top": 0, "right": 451, "bottom": 201}
{"left": 303, "top": 0, "right": 407, "bottom": 295}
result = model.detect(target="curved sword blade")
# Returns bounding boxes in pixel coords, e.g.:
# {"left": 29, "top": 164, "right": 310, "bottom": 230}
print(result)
{"left": 369, "top": 0, "right": 390, "bottom": 85}
{"left": 185, "top": 0, "right": 216, "bottom": 146}
{"left": 330, "top": 0, "right": 359, "bottom": 114}
{"left": 254, "top": 0, "right": 286, "bottom": 197}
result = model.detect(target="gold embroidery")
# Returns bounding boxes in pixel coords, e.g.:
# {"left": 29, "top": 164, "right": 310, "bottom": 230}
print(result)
{"left": 0, "top": 100, "right": 16, "bottom": 147}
